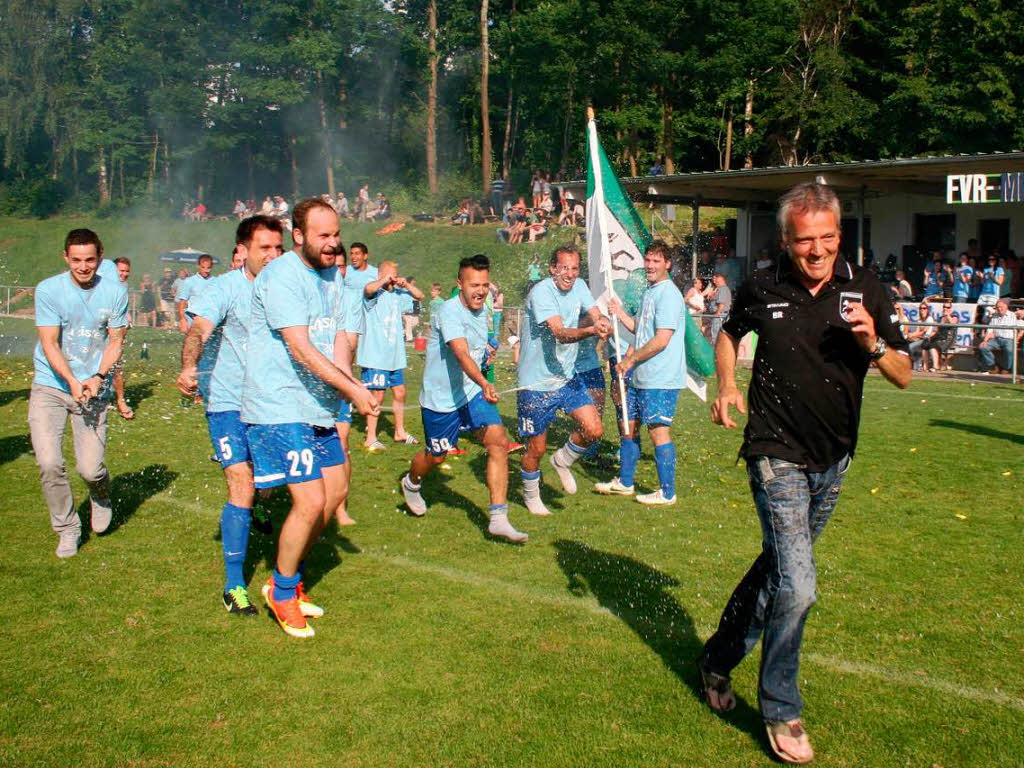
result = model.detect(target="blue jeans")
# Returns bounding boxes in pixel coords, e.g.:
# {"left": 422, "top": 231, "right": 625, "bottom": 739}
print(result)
{"left": 977, "top": 337, "right": 1015, "bottom": 371}
{"left": 701, "top": 453, "right": 850, "bottom": 722}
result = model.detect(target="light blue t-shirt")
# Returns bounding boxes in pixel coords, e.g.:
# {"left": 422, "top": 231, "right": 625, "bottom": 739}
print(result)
{"left": 241, "top": 251, "right": 346, "bottom": 427}
{"left": 632, "top": 278, "right": 686, "bottom": 390}
{"left": 420, "top": 296, "right": 490, "bottom": 412}
{"left": 953, "top": 266, "right": 972, "bottom": 299}
{"left": 518, "top": 277, "right": 596, "bottom": 391}
{"left": 33, "top": 272, "right": 128, "bottom": 394}
{"left": 981, "top": 266, "right": 1004, "bottom": 296}
{"left": 97, "top": 258, "right": 119, "bottom": 281}
{"left": 397, "top": 289, "right": 415, "bottom": 314}
{"left": 177, "top": 272, "right": 211, "bottom": 305}
{"left": 187, "top": 268, "right": 254, "bottom": 413}
{"left": 576, "top": 332, "right": 601, "bottom": 373}
{"left": 343, "top": 263, "right": 378, "bottom": 333}
{"left": 357, "top": 287, "right": 407, "bottom": 371}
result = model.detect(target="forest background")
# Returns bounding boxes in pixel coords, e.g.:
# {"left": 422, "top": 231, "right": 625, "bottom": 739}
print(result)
{"left": 1, "top": 0, "right": 1022, "bottom": 217}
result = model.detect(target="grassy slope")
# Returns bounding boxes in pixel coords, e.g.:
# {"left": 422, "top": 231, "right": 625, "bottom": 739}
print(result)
{"left": 0, "top": 313, "right": 1021, "bottom": 767}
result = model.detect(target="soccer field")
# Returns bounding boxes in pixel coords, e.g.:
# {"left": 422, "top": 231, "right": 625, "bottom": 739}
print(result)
{"left": 1, "top": 320, "right": 1021, "bottom": 767}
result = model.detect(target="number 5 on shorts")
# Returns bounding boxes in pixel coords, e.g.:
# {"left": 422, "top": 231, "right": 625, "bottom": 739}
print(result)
{"left": 218, "top": 436, "right": 232, "bottom": 461}
{"left": 287, "top": 448, "right": 314, "bottom": 477}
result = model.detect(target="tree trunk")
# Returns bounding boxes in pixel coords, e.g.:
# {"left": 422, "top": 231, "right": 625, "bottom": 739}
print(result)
{"left": 72, "top": 150, "right": 79, "bottom": 198}
{"left": 118, "top": 154, "right": 125, "bottom": 199}
{"left": 743, "top": 79, "right": 755, "bottom": 169}
{"left": 289, "top": 136, "right": 299, "bottom": 199}
{"left": 317, "top": 71, "right": 336, "bottom": 197}
{"left": 148, "top": 133, "right": 158, "bottom": 194}
{"left": 663, "top": 91, "right": 675, "bottom": 174}
{"left": 426, "top": 0, "right": 439, "bottom": 195}
{"left": 479, "top": 0, "right": 492, "bottom": 195}
{"left": 197, "top": 178, "right": 204, "bottom": 204}
{"left": 724, "top": 109, "right": 733, "bottom": 171}
{"left": 500, "top": 0, "right": 516, "bottom": 181}
{"left": 98, "top": 147, "right": 110, "bottom": 206}
{"left": 247, "top": 145, "right": 254, "bottom": 201}
{"left": 560, "top": 78, "right": 575, "bottom": 172}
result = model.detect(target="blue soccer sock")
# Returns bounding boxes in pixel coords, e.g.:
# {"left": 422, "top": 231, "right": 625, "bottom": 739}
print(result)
{"left": 220, "top": 502, "right": 251, "bottom": 592}
{"left": 273, "top": 569, "right": 301, "bottom": 603}
{"left": 620, "top": 437, "right": 641, "bottom": 487}
{"left": 654, "top": 442, "right": 677, "bottom": 498}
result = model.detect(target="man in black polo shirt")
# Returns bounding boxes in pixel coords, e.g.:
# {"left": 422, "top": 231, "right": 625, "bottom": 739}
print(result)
{"left": 698, "top": 182, "right": 910, "bottom": 764}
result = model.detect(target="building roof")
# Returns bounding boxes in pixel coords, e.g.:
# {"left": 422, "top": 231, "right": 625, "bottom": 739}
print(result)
{"left": 563, "top": 151, "right": 1024, "bottom": 207}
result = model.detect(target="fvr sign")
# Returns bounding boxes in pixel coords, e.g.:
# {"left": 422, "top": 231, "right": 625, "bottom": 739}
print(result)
{"left": 946, "top": 172, "right": 1024, "bottom": 204}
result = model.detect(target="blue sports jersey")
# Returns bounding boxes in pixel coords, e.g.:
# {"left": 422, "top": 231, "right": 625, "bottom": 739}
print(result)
{"left": 187, "top": 267, "right": 254, "bottom": 413}
{"left": 981, "top": 266, "right": 1004, "bottom": 296}
{"left": 953, "top": 266, "right": 972, "bottom": 299}
{"left": 357, "top": 287, "right": 407, "bottom": 371}
{"left": 241, "top": 250, "right": 346, "bottom": 427}
{"left": 97, "top": 258, "right": 119, "bottom": 281}
{"left": 420, "top": 296, "right": 490, "bottom": 412}
{"left": 343, "top": 263, "right": 378, "bottom": 332}
{"left": 632, "top": 278, "right": 686, "bottom": 390}
{"left": 518, "top": 277, "right": 596, "bottom": 391}
{"left": 177, "top": 272, "right": 212, "bottom": 306}
{"left": 33, "top": 272, "right": 128, "bottom": 394}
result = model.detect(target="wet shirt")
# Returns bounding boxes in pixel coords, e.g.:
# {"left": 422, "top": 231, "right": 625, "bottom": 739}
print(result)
{"left": 420, "top": 296, "right": 490, "bottom": 412}
{"left": 576, "top": 335, "right": 601, "bottom": 373}
{"left": 177, "top": 273, "right": 211, "bottom": 305}
{"left": 187, "top": 268, "right": 253, "bottom": 413}
{"left": 723, "top": 255, "right": 908, "bottom": 470}
{"left": 358, "top": 287, "right": 407, "bottom": 371}
{"left": 33, "top": 272, "right": 128, "bottom": 393}
{"left": 632, "top": 278, "right": 686, "bottom": 390}
{"left": 241, "top": 250, "right": 345, "bottom": 427}
{"left": 342, "top": 263, "right": 379, "bottom": 334}
{"left": 518, "top": 277, "right": 596, "bottom": 391}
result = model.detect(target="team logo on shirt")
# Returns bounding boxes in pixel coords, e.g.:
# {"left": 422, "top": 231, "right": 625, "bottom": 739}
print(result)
{"left": 839, "top": 292, "right": 863, "bottom": 322}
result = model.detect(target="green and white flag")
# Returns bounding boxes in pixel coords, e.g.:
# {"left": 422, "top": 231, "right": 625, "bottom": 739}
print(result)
{"left": 585, "top": 112, "right": 713, "bottom": 401}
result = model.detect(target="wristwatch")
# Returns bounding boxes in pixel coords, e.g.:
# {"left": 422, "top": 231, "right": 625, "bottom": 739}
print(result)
{"left": 869, "top": 337, "right": 887, "bottom": 360}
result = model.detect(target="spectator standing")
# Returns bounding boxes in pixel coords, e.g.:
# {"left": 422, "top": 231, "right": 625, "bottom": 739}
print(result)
{"left": 998, "top": 256, "right": 1013, "bottom": 298}
{"left": 139, "top": 274, "right": 158, "bottom": 327}
{"left": 158, "top": 267, "right": 176, "bottom": 327}
{"left": 531, "top": 172, "right": 542, "bottom": 209}
{"left": 892, "top": 269, "right": 913, "bottom": 299}
{"left": 357, "top": 184, "right": 371, "bottom": 221}
{"left": 953, "top": 255, "right": 972, "bottom": 301}
{"left": 336, "top": 192, "right": 350, "bottom": 218}
{"left": 685, "top": 278, "right": 706, "bottom": 317}
{"left": 428, "top": 283, "right": 444, "bottom": 317}
{"left": 707, "top": 272, "right": 732, "bottom": 344}
{"left": 978, "top": 253, "right": 1005, "bottom": 317}
{"left": 922, "top": 255, "right": 944, "bottom": 298}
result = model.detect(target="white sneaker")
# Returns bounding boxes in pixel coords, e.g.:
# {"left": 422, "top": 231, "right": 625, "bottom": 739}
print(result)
{"left": 594, "top": 478, "right": 635, "bottom": 495}
{"left": 488, "top": 515, "right": 529, "bottom": 543}
{"left": 523, "top": 495, "right": 551, "bottom": 516}
{"left": 636, "top": 489, "right": 677, "bottom": 506}
{"left": 56, "top": 529, "right": 81, "bottom": 558}
{"left": 401, "top": 475, "right": 427, "bottom": 516}
{"left": 549, "top": 453, "right": 577, "bottom": 494}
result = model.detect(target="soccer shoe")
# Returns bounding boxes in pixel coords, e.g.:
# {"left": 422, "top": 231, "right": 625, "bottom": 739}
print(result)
{"left": 636, "top": 489, "right": 677, "bottom": 506}
{"left": 365, "top": 440, "right": 387, "bottom": 453}
{"left": 55, "top": 529, "right": 81, "bottom": 559}
{"left": 261, "top": 579, "right": 314, "bottom": 638}
{"left": 223, "top": 586, "right": 259, "bottom": 616}
{"left": 401, "top": 475, "right": 427, "bottom": 517}
{"left": 549, "top": 453, "right": 578, "bottom": 494}
{"left": 594, "top": 478, "right": 635, "bottom": 496}
{"left": 295, "top": 581, "right": 324, "bottom": 618}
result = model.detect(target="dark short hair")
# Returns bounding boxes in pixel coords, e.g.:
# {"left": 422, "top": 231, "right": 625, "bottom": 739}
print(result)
{"left": 64, "top": 228, "right": 103, "bottom": 256}
{"left": 350, "top": 241, "right": 368, "bottom": 254}
{"left": 459, "top": 254, "right": 490, "bottom": 275}
{"left": 549, "top": 245, "right": 580, "bottom": 267}
{"left": 198, "top": 254, "right": 214, "bottom": 266}
{"left": 292, "top": 197, "right": 337, "bottom": 233}
{"left": 645, "top": 239, "right": 671, "bottom": 263}
{"left": 236, "top": 214, "right": 283, "bottom": 246}
{"left": 114, "top": 257, "right": 131, "bottom": 267}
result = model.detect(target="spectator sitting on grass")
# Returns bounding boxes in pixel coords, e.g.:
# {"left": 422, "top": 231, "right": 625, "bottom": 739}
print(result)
{"left": 905, "top": 302, "right": 936, "bottom": 370}
{"left": 921, "top": 300, "right": 958, "bottom": 372}
{"left": 453, "top": 199, "right": 471, "bottom": 226}
{"left": 502, "top": 200, "right": 528, "bottom": 244}
{"left": 524, "top": 207, "right": 548, "bottom": 243}
{"left": 976, "top": 300, "right": 1022, "bottom": 374}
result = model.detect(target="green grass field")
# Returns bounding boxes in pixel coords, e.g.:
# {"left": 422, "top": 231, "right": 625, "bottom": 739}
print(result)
{"left": 0, "top": 312, "right": 1021, "bottom": 767}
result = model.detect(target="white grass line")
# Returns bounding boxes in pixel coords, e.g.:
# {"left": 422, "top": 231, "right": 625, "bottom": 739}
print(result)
{"left": 862, "top": 387, "right": 1024, "bottom": 403}
{"left": 366, "top": 550, "right": 1024, "bottom": 712}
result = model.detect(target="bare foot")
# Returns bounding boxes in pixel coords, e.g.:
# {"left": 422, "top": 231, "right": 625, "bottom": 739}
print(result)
{"left": 335, "top": 509, "right": 357, "bottom": 526}
{"left": 117, "top": 400, "right": 135, "bottom": 419}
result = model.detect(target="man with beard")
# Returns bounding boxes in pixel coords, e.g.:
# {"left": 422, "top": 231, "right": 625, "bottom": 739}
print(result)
{"left": 400, "top": 254, "right": 527, "bottom": 543}
{"left": 242, "top": 199, "right": 378, "bottom": 638}
{"left": 176, "top": 215, "right": 285, "bottom": 614}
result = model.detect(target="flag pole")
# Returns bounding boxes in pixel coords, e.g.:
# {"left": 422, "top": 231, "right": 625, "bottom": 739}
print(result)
{"left": 587, "top": 106, "right": 630, "bottom": 435}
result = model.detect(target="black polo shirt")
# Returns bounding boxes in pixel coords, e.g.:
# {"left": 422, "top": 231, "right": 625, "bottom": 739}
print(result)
{"left": 723, "top": 255, "right": 908, "bottom": 471}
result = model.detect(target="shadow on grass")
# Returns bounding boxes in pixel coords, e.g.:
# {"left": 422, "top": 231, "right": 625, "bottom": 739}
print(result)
{"left": 79, "top": 464, "right": 178, "bottom": 543}
{"left": 0, "top": 387, "right": 30, "bottom": 408}
{"left": 123, "top": 380, "right": 156, "bottom": 412}
{"left": 929, "top": 418, "right": 1024, "bottom": 446}
{"left": 0, "top": 433, "right": 31, "bottom": 466}
{"left": 552, "top": 539, "right": 766, "bottom": 752}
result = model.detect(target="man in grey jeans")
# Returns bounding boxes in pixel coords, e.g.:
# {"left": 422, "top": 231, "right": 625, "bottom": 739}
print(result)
{"left": 29, "top": 228, "right": 128, "bottom": 558}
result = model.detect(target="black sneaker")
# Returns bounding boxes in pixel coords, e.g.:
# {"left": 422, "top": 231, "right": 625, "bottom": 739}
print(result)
{"left": 223, "top": 587, "right": 259, "bottom": 615}
{"left": 250, "top": 508, "right": 273, "bottom": 536}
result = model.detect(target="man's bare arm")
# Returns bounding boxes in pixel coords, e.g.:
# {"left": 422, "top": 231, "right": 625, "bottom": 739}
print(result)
{"left": 709, "top": 330, "right": 747, "bottom": 429}
{"left": 280, "top": 326, "right": 378, "bottom": 415}
{"left": 447, "top": 338, "right": 494, "bottom": 398}
{"left": 176, "top": 316, "right": 215, "bottom": 395}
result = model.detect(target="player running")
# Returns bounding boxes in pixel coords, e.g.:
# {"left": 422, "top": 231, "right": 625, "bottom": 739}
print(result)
{"left": 176, "top": 215, "right": 285, "bottom": 614}
{"left": 175, "top": 254, "right": 213, "bottom": 333}
{"left": 595, "top": 241, "right": 685, "bottom": 505}
{"left": 242, "top": 198, "right": 378, "bottom": 638}
{"left": 358, "top": 260, "right": 424, "bottom": 450}
{"left": 517, "top": 246, "right": 611, "bottom": 516}
{"left": 29, "top": 228, "right": 128, "bottom": 557}
{"left": 400, "top": 254, "right": 527, "bottom": 543}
